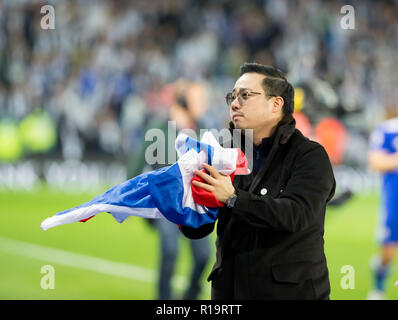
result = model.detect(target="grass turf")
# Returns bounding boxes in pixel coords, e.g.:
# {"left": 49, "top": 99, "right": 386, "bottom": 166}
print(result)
{"left": 0, "top": 187, "right": 397, "bottom": 300}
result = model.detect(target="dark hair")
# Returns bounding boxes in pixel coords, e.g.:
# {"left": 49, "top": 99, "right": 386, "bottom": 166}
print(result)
{"left": 239, "top": 62, "right": 295, "bottom": 115}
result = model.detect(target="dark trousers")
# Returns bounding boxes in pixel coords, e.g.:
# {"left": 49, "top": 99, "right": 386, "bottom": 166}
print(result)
{"left": 156, "top": 218, "right": 210, "bottom": 300}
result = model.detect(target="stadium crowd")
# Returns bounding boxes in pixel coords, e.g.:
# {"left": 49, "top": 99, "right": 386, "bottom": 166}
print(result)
{"left": 0, "top": 0, "right": 397, "bottom": 165}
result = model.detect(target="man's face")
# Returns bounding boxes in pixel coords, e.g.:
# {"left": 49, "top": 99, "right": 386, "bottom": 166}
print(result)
{"left": 229, "top": 72, "right": 281, "bottom": 132}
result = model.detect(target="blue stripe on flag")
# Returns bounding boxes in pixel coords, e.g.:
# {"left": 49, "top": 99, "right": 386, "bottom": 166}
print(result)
{"left": 148, "top": 163, "right": 218, "bottom": 228}
{"left": 51, "top": 163, "right": 218, "bottom": 228}
{"left": 54, "top": 168, "right": 165, "bottom": 218}
{"left": 183, "top": 136, "right": 214, "bottom": 166}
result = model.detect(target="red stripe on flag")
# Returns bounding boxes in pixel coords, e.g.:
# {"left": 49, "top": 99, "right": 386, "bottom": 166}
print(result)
{"left": 80, "top": 216, "right": 95, "bottom": 223}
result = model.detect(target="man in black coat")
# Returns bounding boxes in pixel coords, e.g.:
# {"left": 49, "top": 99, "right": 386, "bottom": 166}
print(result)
{"left": 180, "top": 62, "right": 336, "bottom": 300}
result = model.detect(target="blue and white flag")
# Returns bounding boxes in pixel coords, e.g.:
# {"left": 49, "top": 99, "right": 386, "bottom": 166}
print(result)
{"left": 40, "top": 132, "right": 249, "bottom": 231}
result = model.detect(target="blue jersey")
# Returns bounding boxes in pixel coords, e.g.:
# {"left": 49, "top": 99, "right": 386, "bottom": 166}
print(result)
{"left": 369, "top": 117, "right": 398, "bottom": 243}
{"left": 369, "top": 117, "right": 398, "bottom": 189}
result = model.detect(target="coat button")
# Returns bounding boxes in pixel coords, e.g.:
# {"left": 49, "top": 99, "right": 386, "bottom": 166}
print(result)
{"left": 260, "top": 188, "right": 267, "bottom": 195}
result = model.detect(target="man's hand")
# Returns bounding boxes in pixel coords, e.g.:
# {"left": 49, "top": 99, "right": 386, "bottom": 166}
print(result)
{"left": 192, "top": 163, "right": 235, "bottom": 204}
{"left": 368, "top": 150, "right": 398, "bottom": 172}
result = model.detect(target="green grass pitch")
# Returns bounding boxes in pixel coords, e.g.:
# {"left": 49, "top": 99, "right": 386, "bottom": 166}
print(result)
{"left": 0, "top": 187, "right": 397, "bottom": 300}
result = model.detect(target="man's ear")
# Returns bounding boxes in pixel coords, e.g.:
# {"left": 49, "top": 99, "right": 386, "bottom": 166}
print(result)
{"left": 272, "top": 96, "right": 285, "bottom": 113}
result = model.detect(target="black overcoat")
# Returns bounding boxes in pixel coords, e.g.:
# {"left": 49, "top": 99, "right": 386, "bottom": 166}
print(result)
{"left": 180, "top": 119, "right": 336, "bottom": 300}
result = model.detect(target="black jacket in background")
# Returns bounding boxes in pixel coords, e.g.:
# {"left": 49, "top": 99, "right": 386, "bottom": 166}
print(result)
{"left": 180, "top": 118, "right": 336, "bottom": 300}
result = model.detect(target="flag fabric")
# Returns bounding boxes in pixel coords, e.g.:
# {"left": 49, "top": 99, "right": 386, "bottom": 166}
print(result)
{"left": 40, "top": 131, "right": 249, "bottom": 231}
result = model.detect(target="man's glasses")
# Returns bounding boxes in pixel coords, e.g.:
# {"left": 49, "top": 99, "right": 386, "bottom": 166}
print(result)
{"left": 225, "top": 89, "right": 263, "bottom": 107}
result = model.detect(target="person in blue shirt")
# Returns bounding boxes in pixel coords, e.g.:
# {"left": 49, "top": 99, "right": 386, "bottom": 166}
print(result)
{"left": 367, "top": 112, "right": 398, "bottom": 300}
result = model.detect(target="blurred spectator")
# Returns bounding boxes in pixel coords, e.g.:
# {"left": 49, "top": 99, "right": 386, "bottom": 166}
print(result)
{"left": 0, "top": 0, "right": 396, "bottom": 172}
{"left": 127, "top": 79, "right": 211, "bottom": 300}
{"left": 367, "top": 106, "right": 398, "bottom": 300}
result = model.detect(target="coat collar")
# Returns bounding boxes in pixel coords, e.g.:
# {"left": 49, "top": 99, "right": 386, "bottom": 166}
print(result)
{"left": 228, "top": 114, "right": 296, "bottom": 147}
{"left": 275, "top": 116, "right": 296, "bottom": 145}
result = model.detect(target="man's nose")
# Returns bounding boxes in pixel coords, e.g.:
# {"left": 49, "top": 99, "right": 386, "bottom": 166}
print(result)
{"left": 231, "top": 97, "right": 241, "bottom": 110}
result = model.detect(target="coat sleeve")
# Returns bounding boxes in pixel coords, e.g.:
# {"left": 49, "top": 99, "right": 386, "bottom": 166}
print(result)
{"left": 231, "top": 144, "right": 336, "bottom": 232}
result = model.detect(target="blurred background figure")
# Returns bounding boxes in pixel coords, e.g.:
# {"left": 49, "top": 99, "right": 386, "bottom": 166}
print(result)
{"left": 127, "top": 79, "right": 211, "bottom": 300}
{"left": 1, "top": 0, "right": 397, "bottom": 190}
{"left": 367, "top": 106, "right": 398, "bottom": 300}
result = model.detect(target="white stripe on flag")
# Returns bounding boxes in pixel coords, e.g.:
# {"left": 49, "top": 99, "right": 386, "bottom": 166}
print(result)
{"left": 0, "top": 236, "right": 188, "bottom": 291}
{"left": 40, "top": 204, "right": 163, "bottom": 231}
